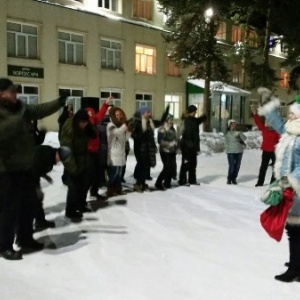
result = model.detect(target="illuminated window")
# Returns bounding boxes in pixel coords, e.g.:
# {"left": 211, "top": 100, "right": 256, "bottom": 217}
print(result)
{"left": 165, "top": 53, "right": 180, "bottom": 77}
{"left": 7, "top": 22, "right": 38, "bottom": 58}
{"left": 58, "top": 31, "right": 84, "bottom": 65}
{"left": 232, "top": 64, "right": 241, "bottom": 83}
{"left": 248, "top": 30, "right": 258, "bottom": 47}
{"left": 231, "top": 25, "right": 242, "bottom": 43}
{"left": 279, "top": 70, "right": 289, "bottom": 89}
{"left": 216, "top": 22, "right": 226, "bottom": 40}
{"left": 133, "top": 0, "right": 153, "bottom": 20}
{"left": 135, "top": 44, "right": 156, "bottom": 75}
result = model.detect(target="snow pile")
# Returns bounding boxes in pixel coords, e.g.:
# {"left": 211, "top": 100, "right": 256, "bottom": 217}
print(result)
{"left": 45, "top": 127, "right": 263, "bottom": 156}
{"left": 200, "top": 128, "right": 262, "bottom": 155}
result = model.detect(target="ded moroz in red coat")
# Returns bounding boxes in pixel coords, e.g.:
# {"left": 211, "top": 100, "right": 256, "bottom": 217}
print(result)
{"left": 253, "top": 113, "right": 280, "bottom": 152}
{"left": 85, "top": 103, "right": 109, "bottom": 153}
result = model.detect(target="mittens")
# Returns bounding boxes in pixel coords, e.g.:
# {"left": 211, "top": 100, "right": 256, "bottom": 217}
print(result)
{"left": 58, "top": 90, "right": 71, "bottom": 107}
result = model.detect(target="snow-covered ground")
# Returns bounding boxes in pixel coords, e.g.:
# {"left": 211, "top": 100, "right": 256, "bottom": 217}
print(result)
{"left": 1, "top": 131, "right": 300, "bottom": 300}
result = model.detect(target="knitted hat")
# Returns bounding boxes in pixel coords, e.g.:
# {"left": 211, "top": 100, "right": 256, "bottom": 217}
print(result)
{"left": 290, "top": 95, "right": 300, "bottom": 118}
{"left": 227, "top": 119, "right": 237, "bottom": 127}
{"left": 57, "top": 146, "right": 71, "bottom": 162}
{"left": 187, "top": 105, "right": 197, "bottom": 113}
{"left": 0, "top": 78, "right": 20, "bottom": 92}
{"left": 138, "top": 106, "right": 150, "bottom": 115}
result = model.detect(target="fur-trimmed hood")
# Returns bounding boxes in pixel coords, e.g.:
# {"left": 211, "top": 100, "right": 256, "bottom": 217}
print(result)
{"left": 109, "top": 107, "right": 126, "bottom": 128}
{"left": 258, "top": 97, "right": 281, "bottom": 116}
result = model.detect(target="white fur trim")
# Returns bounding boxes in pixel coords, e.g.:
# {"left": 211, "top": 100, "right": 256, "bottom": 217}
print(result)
{"left": 286, "top": 215, "right": 300, "bottom": 226}
{"left": 290, "top": 103, "right": 300, "bottom": 118}
{"left": 274, "top": 133, "right": 295, "bottom": 179}
{"left": 257, "top": 87, "right": 272, "bottom": 100}
{"left": 258, "top": 98, "right": 281, "bottom": 116}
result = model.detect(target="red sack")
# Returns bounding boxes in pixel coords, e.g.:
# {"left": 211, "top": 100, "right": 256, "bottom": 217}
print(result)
{"left": 260, "top": 187, "right": 294, "bottom": 242}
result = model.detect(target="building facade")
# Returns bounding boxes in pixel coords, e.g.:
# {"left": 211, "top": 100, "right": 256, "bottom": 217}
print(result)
{"left": 1, "top": 0, "right": 189, "bottom": 130}
{"left": 0, "top": 0, "right": 293, "bottom": 131}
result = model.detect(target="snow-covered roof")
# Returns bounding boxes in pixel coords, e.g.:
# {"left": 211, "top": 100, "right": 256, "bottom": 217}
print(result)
{"left": 188, "top": 78, "right": 251, "bottom": 96}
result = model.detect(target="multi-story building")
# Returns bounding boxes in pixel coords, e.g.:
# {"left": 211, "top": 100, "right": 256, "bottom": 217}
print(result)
{"left": 0, "top": 0, "right": 293, "bottom": 131}
{"left": 1, "top": 0, "right": 189, "bottom": 130}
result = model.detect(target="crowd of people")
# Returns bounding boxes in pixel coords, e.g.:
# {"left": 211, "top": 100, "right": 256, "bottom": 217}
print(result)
{"left": 2, "top": 76, "right": 299, "bottom": 284}
{"left": 0, "top": 77, "right": 210, "bottom": 261}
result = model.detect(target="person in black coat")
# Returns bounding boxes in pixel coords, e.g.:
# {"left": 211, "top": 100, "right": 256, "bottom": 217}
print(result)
{"left": 132, "top": 106, "right": 169, "bottom": 192}
{"left": 178, "top": 105, "right": 206, "bottom": 186}
{"left": 132, "top": 107, "right": 156, "bottom": 192}
{"left": 32, "top": 145, "right": 71, "bottom": 230}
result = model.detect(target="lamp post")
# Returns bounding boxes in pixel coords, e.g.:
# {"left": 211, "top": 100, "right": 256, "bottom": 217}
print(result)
{"left": 203, "top": 7, "right": 214, "bottom": 132}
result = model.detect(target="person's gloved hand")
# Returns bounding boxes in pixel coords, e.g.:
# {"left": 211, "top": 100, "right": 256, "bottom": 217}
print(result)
{"left": 58, "top": 90, "right": 71, "bottom": 107}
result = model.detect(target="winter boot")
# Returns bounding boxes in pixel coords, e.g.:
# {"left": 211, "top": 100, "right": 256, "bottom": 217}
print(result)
{"left": 155, "top": 178, "right": 165, "bottom": 191}
{"left": 2, "top": 249, "right": 22, "bottom": 260}
{"left": 274, "top": 267, "right": 300, "bottom": 282}
{"left": 155, "top": 183, "right": 166, "bottom": 191}
{"left": 18, "top": 238, "right": 44, "bottom": 253}
{"left": 275, "top": 226, "right": 300, "bottom": 282}
{"left": 107, "top": 185, "right": 118, "bottom": 198}
{"left": 115, "top": 184, "right": 127, "bottom": 195}
{"left": 133, "top": 184, "right": 144, "bottom": 193}
{"left": 143, "top": 183, "right": 150, "bottom": 192}
{"left": 35, "top": 219, "right": 56, "bottom": 231}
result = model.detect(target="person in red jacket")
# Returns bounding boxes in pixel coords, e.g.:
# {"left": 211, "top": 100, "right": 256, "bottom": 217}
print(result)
{"left": 251, "top": 105, "right": 280, "bottom": 187}
{"left": 85, "top": 97, "right": 112, "bottom": 201}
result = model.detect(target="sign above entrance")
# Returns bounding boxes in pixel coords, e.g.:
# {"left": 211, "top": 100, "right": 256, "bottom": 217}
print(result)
{"left": 7, "top": 65, "right": 44, "bottom": 79}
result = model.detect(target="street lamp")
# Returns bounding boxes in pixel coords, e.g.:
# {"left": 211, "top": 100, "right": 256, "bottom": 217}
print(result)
{"left": 203, "top": 7, "right": 214, "bottom": 132}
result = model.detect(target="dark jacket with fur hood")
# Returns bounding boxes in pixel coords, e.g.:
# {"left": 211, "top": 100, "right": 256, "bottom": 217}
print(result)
{"left": 60, "top": 110, "right": 96, "bottom": 175}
